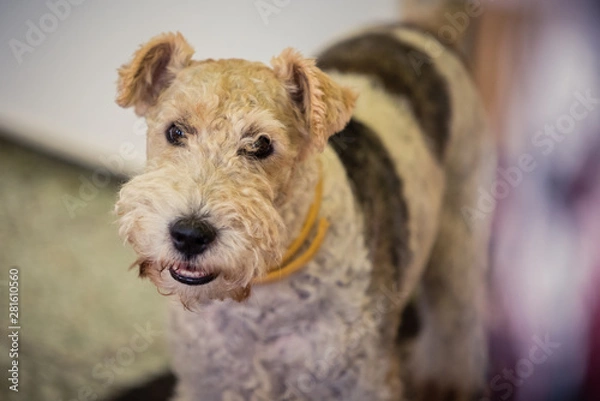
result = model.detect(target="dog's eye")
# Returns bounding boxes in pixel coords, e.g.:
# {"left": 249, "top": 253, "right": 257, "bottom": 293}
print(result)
{"left": 242, "top": 135, "right": 274, "bottom": 159}
{"left": 166, "top": 124, "right": 185, "bottom": 146}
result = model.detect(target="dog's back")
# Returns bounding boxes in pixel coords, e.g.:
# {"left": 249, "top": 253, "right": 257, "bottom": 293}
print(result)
{"left": 319, "top": 25, "right": 495, "bottom": 399}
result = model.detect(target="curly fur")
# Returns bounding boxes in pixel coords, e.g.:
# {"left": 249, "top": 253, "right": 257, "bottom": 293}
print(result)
{"left": 115, "top": 25, "right": 495, "bottom": 400}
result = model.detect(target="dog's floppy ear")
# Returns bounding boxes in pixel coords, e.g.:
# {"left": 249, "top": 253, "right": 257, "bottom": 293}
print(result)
{"left": 116, "top": 32, "right": 194, "bottom": 116}
{"left": 271, "top": 48, "right": 356, "bottom": 154}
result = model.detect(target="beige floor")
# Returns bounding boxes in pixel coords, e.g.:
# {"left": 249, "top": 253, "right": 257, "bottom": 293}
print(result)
{"left": 0, "top": 138, "right": 169, "bottom": 401}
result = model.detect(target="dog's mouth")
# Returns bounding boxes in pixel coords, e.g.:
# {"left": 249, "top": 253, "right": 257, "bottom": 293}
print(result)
{"left": 169, "top": 263, "right": 218, "bottom": 286}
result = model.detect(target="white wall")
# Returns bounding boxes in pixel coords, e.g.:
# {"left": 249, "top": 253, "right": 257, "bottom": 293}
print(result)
{"left": 0, "top": 0, "right": 399, "bottom": 174}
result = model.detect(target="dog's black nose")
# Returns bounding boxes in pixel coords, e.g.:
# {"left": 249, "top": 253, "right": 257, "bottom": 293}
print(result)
{"left": 169, "top": 217, "right": 217, "bottom": 257}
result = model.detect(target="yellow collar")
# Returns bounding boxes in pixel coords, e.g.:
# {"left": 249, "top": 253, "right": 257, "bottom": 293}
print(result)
{"left": 252, "top": 168, "right": 329, "bottom": 285}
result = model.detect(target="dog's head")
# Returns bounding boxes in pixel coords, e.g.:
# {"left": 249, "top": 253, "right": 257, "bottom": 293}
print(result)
{"left": 115, "top": 32, "right": 355, "bottom": 308}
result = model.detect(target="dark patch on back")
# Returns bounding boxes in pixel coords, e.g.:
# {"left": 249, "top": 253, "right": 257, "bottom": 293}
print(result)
{"left": 329, "top": 118, "right": 411, "bottom": 292}
{"left": 378, "top": 22, "right": 469, "bottom": 63}
{"left": 330, "top": 119, "right": 416, "bottom": 337}
{"left": 318, "top": 32, "right": 451, "bottom": 161}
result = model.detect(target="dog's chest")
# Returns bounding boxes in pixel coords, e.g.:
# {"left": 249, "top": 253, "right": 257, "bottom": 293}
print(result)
{"left": 169, "top": 289, "right": 400, "bottom": 401}
{"left": 168, "top": 151, "right": 404, "bottom": 400}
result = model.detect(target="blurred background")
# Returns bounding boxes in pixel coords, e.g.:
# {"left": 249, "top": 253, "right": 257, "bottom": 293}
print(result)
{"left": 0, "top": 1, "right": 598, "bottom": 400}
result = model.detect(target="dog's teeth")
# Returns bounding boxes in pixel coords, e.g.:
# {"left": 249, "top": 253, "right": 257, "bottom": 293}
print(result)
{"left": 170, "top": 264, "right": 208, "bottom": 278}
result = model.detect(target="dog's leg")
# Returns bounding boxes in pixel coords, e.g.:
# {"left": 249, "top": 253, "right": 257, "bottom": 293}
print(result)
{"left": 410, "top": 197, "right": 490, "bottom": 401}
{"left": 408, "top": 123, "right": 495, "bottom": 400}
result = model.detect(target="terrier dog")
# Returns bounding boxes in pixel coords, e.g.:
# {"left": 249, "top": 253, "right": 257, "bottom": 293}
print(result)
{"left": 115, "top": 25, "right": 495, "bottom": 401}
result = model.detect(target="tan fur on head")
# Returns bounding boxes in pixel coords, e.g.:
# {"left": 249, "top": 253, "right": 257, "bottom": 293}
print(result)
{"left": 115, "top": 33, "right": 356, "bottom": 309}
{"left": 271, "top": 48, "right": 356, "bottom": 155}
{"left": 116, "top": 32, "right": 194, "bottom": 116}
